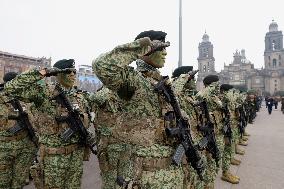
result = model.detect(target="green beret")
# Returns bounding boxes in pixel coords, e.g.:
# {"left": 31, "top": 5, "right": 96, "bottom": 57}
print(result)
{"left": 3, "top": 72, "right": 18, "bottom": 82}
{"left": 203, "top": 75, "right": 219, "bottom": 85}
{"left": 172, "top": 66, "right": 193, "bottom": 78}
{"left": 53, "top": 59, "right": 75, "bottom": 69}
{"left": 220, "top": 84, "right": 233, "bottom": 91}
{"left": 135, "top": 30, "right": 167, "bottom": 42}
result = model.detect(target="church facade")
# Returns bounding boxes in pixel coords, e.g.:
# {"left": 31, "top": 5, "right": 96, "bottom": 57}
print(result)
{"left": 197, "top": 20, "right": 284, "bottom": 96}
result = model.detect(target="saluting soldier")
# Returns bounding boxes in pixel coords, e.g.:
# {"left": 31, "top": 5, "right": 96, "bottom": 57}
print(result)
{"left": 5, "top": 59, "right": 96, "bottom": 189}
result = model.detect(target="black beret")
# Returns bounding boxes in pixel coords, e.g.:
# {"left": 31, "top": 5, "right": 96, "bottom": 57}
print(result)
{"left": 172, "top": 66, "right": 193, "bottom": 78}
{"left": 3, "top": 72, "right": 18, "bottom": 82}
{"left": 135, "top": 30, "right": 167, "bottom": 42}
{"left": 220, "top": 84, "right": 233, "bottom": 91}
{"left": 53, "top": 59, "right": 75, "bottom": 69}
{"left": 203, "top": 75, "right": 219, "bottom": 85}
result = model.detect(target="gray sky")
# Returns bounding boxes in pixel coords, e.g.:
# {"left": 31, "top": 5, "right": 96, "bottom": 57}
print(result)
{"left": 0, "top": 0, "right": 283, "bottom": 76}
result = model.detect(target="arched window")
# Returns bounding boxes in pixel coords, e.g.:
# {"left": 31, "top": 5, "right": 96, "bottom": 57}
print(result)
{"left": 273, "top": 59, "right": 277, "bottom": 67}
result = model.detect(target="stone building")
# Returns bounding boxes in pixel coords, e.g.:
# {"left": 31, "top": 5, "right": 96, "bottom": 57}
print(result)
{"left": 0, "top": 50, "right": 51, "bottom": 82}
{"left": 76, "top": 65, "right": 102, "bottom": 92}
{"left": 216, "top": 20, "right": 284, "bottom": 96}
{"left": 196, "top": 32, "right": 217, "bottom": 90}
{"left": 247, "top": 20, "right": 284, "bottom": 95}
{"left": 219, "top": 49, "right": 254, "bottom": 88}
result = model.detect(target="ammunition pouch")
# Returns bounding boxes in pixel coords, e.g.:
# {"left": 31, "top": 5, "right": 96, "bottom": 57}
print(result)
{"left": 0, "top": 130, "right": 28, "bottom": 142}
{"left": 0, "top": 164, "right": 10, "bottom": 170}
{"left": 41, "top": 144, "right": 79, "bottom": 156}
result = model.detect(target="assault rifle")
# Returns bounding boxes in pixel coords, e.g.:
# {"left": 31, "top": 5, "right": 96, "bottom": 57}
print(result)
{"left": 7, "top": 99, "right": 38, "bottom": 147}
{"left": 53, "top": 84, "right": 97, "bottom": 154}
{"left": 197, "top": 101, "right": 221, "bottom": 167}
{"left": 238, "top": 105, "right": 247, "bottom": 137}
{"left": 154, "top": 75, "right": 205, "bottom": 178}
{"left": 0, "top": 83, "right": 38, "bottom": 146}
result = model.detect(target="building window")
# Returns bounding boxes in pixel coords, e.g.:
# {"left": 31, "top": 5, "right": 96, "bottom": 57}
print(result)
{"left": 275, "top": 80, "right": 277, "bottom": 82}
{"left": 279, "top": 55, "right": 281, "bottom": 60}
{"left": 273, "top": 59, "right": 277, "bottom": 67}
{"left": 255, "top": 79, "right": 260, "bottom": 84}
{"left": 268, "top": 56, "right": 270, "bottom": 60}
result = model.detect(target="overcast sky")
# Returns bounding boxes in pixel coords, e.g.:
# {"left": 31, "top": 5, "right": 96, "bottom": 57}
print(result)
{"left": 0, "top": 0, "right": 283, "bottom": 76}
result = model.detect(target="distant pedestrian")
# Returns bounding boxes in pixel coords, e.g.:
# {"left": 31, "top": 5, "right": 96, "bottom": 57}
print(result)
{"left": 267, "top": 97, "right": 274, "bottom": 114}
{"left": 281, "top": 97, "right": 284, "bottom": 114}
{"left": 274, "top": 99, "right": 278, "bottom": 109}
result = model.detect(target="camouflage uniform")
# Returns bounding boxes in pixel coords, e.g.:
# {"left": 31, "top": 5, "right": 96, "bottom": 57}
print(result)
{"left": 173, "top": 73, "right": 205, "bottom": 189}
{"left": 93, "top": 38, "right": 185, "bottom": 188}
{"left": 91, "top": 87, "right": 127, "bottom": 189}
{"left": 5, "top": 69, "right": 96, "bottom": 189}
{"left": 196, "top": 81, "right": 224, "bottom": 189}
{"left": 219, "top": 86, "right": 239, "bottom": 184}
{"left": 0, "top": 92, "right": 36, "bottom": 189}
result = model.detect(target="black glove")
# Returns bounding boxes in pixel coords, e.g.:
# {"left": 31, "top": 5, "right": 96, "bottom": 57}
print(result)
{"left": 44, "top": 68, "right": 76, "bottom": 77}
{"left": 144, "top": 40, "right": 170, "bottom": 56}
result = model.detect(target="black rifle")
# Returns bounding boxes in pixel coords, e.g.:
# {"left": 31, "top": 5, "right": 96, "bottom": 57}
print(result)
{"left": 154, "top": 76, "right": 205, "bottom": 179}
{"left": 222, "top": 102, "right": 232, "bottom": 143}
{"left": 197, "top": 101, "right": 221, "bottom": 167}
{"left": 7, "top": 100, "right": 38, "bottom": 147}
{"left": 53, "top": 84, "right": 97, "bottom": 154}
{"left": 238, "top": 105, "right": 247, "bottom": 138}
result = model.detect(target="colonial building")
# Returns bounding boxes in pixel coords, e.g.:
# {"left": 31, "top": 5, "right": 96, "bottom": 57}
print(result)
{"left": 196, "top": 32, "right": 217, "bottom": 90}
{"left": 212, "top": 20, "right": 284, "bottom": 95}
{"left": 247, "top": 20, "right": 284, "bottom": 95}
{"left": 219, "top": 49, "right": 254, "bottom": 88}
{"left": 0, "top": 51, "right": 51, "bottom": 82}
{"left": 76, "top": 65, "right": 102, "bottom": 92}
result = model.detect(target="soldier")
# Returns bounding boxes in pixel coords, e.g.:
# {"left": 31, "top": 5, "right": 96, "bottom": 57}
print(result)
{"left": 219, "top": 84, "right": 239, "bottom": 184}
{"left": 172, "top": 66, "right": 206, "bottom": 189}
{"left": 281, "top": 96, "right": 284, "bottom": 114}
{"left": 5, "top": 59, "right": 96, "bottom": 189}
{"left": 0, "top": 72, "right": 37, "bottom": 189}
{"left": 93, "top": 30, "right": 201, "bottom": 188}
{"left": 195, "top": 75, "right": 224, "bottom": 189}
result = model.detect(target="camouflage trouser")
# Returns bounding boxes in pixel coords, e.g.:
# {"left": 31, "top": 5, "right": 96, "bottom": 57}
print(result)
{"left": 98, "top": 143, "right": 185, "bottom": 189}
{"left": 42, "top": 147, "right": 84, "bottom": 189}
{"left": 203, "top": 134, "right": 224, "bottom": 188}
{"left": 232, "top": 121, "right": 240, "bottom": 154}
{"left": 0, "top": 136, "right": 36, "bottom": 189}
{"left": 222, "top": 141, "right": 232, "bottom": 172}
{"left": 185, "top": 158, "right": 205, "bottom": 189}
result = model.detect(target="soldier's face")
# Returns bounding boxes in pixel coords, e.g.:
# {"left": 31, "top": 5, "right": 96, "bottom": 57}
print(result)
{"left": 57, "top": 71, "right": 76, "bottom": 88}
{"left": 148, "top": 49, "right": 167, "bottom": 68}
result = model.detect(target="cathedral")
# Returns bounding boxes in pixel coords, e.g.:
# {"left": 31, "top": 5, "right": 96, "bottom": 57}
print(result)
{"left": 197, "top": 20, "right": 284, "bottom": 96}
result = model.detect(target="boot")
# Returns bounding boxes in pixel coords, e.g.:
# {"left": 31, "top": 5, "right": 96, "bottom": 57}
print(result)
{"left": 242, "top": 136, "right": 249, "bottom": 141}
{"left": 236, "top": 148, "right": 245, "bottom": 155}
{"left": 231, "top": 158, "right": 241, "bottom": 165}
{"left": 244, "top": 131, "right": 250, "bottom": 136}
{"left": 221, "top": 171, "right": 240, "bottom": 184}
{"left": 239, "top": 140, "right": 248, "bottom": 146}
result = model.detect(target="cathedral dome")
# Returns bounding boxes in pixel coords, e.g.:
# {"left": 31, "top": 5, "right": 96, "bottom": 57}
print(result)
{"left": 269, "top": 20, "right": 278, "bottom": 32}
{"left": 202, "top": 32, "right": 209, "bottom": 42}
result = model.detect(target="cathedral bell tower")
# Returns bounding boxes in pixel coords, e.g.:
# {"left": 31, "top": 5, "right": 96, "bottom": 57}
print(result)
{"left": 196, "top": 32, "right": 216, "bottom": 90}
{"left": 264, "top": 20, "right": 284, "bottom": 69}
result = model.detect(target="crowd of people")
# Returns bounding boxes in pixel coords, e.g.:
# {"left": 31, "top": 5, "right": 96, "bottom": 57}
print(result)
{"left": 0, "top": 30, "right": 259, "bottom": 189}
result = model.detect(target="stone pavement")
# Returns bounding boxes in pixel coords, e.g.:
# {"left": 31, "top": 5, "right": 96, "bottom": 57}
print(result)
{"left": 215, "top": 105, "right": 284, "bottom": 189}
{"left": 25, "top": 104, "right": 284, "bottom": 189}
